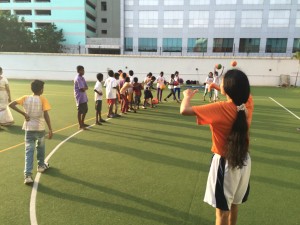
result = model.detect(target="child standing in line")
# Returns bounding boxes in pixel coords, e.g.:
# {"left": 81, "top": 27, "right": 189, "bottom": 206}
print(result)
{"left": 156, "top": 71, "right": 165, "bottom": 102}
{"left": 9, "top": 80, "right": 53, "bottom": 184}
{"left": 94, "top": 73, "right": 106, "bottom": 125}
{"left": 133, "top": 77, "right": 143, "bottom": 110}
{"left": 104, "top": 70, "right": 117, "bottom": 118}
{"left": 114, "top": 73, "right": 121, "bottom": 117}
{"left": 203, "top": 72, "right": 214, "bottom": 102}
{"left": 120, "top": 76, "right": 133, "bottom": 113}
{"left": 143, "top": 76, "right": 156, "bottom": 109}
{"left": 128, "top": 70, "right": 134, "bottom": 110}
{"left": 174, "top": 71, "right": 181, "bottom": 101}
{"left": 164, "top": 74, "right": 180, "bottom": 103}
{"left": 213, "top": 66, "right": 224, "bottom": 102}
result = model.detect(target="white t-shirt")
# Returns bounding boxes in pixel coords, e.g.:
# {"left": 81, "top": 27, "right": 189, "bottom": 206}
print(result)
{"left": 94, "top": 81, "right": 103, "bottom": 101}
{"left": 104, "top": 77, "right": 117, "bottom": 99}
{"left": 174, "top": 76, "right": 180, "bottom": 88}
{"left": 156, "top": 76, "right": 165, "bottom": 88}
{"left": 205, "top": 76, "right": 214, "bottom": 88}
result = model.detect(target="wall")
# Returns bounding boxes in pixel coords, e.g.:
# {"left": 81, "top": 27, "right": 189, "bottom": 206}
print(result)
{"left": 0, "top": 52, "right": 299, "bottom": 86}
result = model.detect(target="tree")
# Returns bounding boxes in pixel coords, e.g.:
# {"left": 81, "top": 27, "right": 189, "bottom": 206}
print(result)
{"left": 0, "top": 12, "right": 33, "bottom": 52}
{"left": 293, "top": 51, "right": 300, "bottom": 87}
{"left": 32, "top": 24, "right": 65, "bottom": 53}
{"left": 0, "top": 12, "right": 65, "bottom": 53}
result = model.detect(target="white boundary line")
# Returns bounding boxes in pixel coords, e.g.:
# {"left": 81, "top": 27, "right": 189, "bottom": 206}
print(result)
{"left": 29, "top": 126, "right": 94, "bottom": 225}
{"left": 269, "top": 97, "right": 300, "bottom": 120}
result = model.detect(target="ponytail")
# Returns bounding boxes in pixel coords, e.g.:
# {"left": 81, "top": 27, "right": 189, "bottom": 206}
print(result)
{"left": 223, "top": 69, "right": 250, "bottom": 168}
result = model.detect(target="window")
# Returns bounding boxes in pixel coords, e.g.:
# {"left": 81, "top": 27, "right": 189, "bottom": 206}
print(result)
{"left": 189, "top": 11, "right": 209, "bottom": 28}
{"left": 139, "top": 0, "right": 158, "bottom": 5}
{"left": 163, "top": 38, "right": 182, "bottom": 52}
{"left": 190, "top": 0, "right": 209, "bottom": 5}
{"left": 15, "top": 10, "right": 32, "bottom": 15}
{"left": 35, "top": 0, "right": 50, "bottom": 2}
{"left": 241, "top": 11, "right": 263, "bottom": 28}
{"left": 296, "top": 11, "right": 300, "bottom": 27}
{"left": 139, "top": 11, "right": 158, "bottom": 28}
{"left": 86, "top": 0, "right": 96, "bottom": 9}
{"left": 101, "top": 1, "right": 107, "bottom": 11}
{"left": 101, "top": 18, "right": 107, "bottom": 23}
{"left": 125, "top": 0, "right": 133, "bottom": 5}
{"left": 243, "top": 0, "right": 263, "bottom": 4}
{"left": 138, "top": 38, "right": 157, "bottom": 52}
{"left": 187, "top": 38, "right": 207, "bottom": 52}
{"left": 270, "top": 0, "right": 291, "bottom": 4}
{"left": 266, "top": 38, "right": 287, "bottom": 53}
{"left": 293, "top": 39, "right": 300, "bottom": 53}
{"left": 268, "top": 10, "right": 290, "bottom": 27}
{"left": 124, "top": 37, "right": 133, "bottom": 51}
{"left": 164, "top": 0, "right": 184, "bottom": 5}
{"left": 125, "top": 11, "right": 133, "bottom": 28}
{"left": 239, "top": 38, "right": 260, "bottom": 53}
{"left": 0, "top": 10, "right": 11, "bottom": 15}
{"left": 86, "top": 12, "right": 96, "bottom": 21}
{"left": 215, "top": 11, "right": 235, "bottom": 28}
{"left": 164, "top": 11, "right": 183, "bottom": 28}
{"left": 14, "top": 0, "right": 31, "bottom": 2}
{"left": 35, "top": 10, "right": 51, "bottom": 15}
{"left": 36, "top": 22, "right": 51, "bottom": 28}
{"left": 213, "top": 38, "right": 234, "bottom": 52}
{"left": 86, "top": 24, "right": 96, "bottom": 33}
{"left": 101, "top": 30, "right": 107, "bottom": 34}
{"left": 0, "top": 0, "right": 10, "bottom": 2}
{"left": 216, "top": 0, "right": 236, "bottom": 4}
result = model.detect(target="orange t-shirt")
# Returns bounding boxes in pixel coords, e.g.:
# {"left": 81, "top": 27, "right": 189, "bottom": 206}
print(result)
{"left": 192, "top": 95, "right": 253, "bottom": 157}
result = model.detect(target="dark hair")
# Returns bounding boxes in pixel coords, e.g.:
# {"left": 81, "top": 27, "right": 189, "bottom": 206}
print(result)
{"left": 223, "top": 69, "right": 250, "bottom": 169}
{"left": 31, "top": 80, "right": 44, "bottom": 94}
{"left": 171, "top": 74, "right": 175, "bottom": 79}
{"left": 77, "top": 65, "right": 84, "bottom": 72}
{"left": 114, "top": 73, "right": 120, "bottom": 79}
{"left": 122, "top": 73, "right": 127, "bottom": 79}
{"left": 129, "top": 70, "right": 134, "bottom": 76}
{"left": 175, "top": 71, "right": 179, "bottom": 75}
{"left": 108, "top": 70, "right": 114, "bottom": 77}
{"left": 160, "top": 71, "right": 164, "bottom": 76}
{"left": 96, "top": 73, "right": 103, "bottom": 82}
{"left": 151, "top": 76, "right": 156, "bottom": 81}
{"left": 133, "top": 77, "right": 138, "bottom": 83}
{"left": 125, "top": 77, "right": 130, "bottom": 82}
{"left": 147, "top": 72, "right": 152, "bottom": 77}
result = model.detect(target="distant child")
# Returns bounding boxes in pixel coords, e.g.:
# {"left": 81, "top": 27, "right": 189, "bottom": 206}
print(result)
{"left": 114, "top": 72, "right": 121, "bottom": 117}
{"left": 104, "top": 70, "right": 117, "bottom": 118}
{"left": 128, "top": 70, "right": 134, "bottom": 110}
{"left": 174, "top": 71, "right": 181, "bottom": 101}
{"left": 156, "top": 71, "right": 165, "bottom": 102}
{"left": 164, "top": 74, "right": 180, "bottom": 103}
{"left": 74, "top": 65, "right": 89, "bottom": 129}
{"left": 213, "top": 66, "right": 224, "bottom": 102}
{"left": 94, "top": 73, "right": 106, "bottom": 125}
{"left": 120, "top": 76, "right": 133, "bottom": 113}
{"left": 133, "top": 77, "right": 143, "bottom": 110}
{"left": 143, "top": 76, "right": 156, "bottom": 109}
{"left": 9, "top": 80, "right": 53, "bottom": 184}
{"left": 203, "top": 72, "right": 214, "bottom": 102}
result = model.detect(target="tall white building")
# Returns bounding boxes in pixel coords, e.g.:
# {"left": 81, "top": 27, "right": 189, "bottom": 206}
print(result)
{"left": 120, "top": 0, "right": 300, "bottom": 57}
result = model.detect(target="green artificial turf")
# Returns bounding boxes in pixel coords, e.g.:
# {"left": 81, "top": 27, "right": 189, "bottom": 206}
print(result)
{"left": 0, "top": 80, "right": 299, "bottom": 225}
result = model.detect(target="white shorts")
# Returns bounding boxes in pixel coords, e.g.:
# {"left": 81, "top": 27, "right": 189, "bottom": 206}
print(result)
{"left": 204, "top": 153, "right": 251, "bottom": 211}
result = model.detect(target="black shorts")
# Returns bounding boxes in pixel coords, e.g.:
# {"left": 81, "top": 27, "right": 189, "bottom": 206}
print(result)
{"left": 95, "top": 100, "right": 102, "bottom": 112}
{"left": 144, "top": 90, "right": 153, "bottom": 99}
{"left": 78, "top": 102, "right": 88, "bottom": 114}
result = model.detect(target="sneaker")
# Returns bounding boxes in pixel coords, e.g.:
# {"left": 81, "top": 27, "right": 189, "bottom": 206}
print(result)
{"left": 96, "top": 122, "right": 102, "bottom": 125}
{"left": 37, "top": 163, "right": 49, "bottom": 173}
{"left": 24, "top": 176, "right": 34, "bottom": 184}
{"left": 100, "top": 119, "right": 106, "bottom": 122}
{"left": 142, "top": 106, "right": 147, "bottom": 109}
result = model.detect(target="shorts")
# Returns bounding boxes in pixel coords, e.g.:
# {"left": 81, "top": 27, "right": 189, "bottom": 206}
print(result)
{"left": 107, "top": 99, "right": 116, "bottom": 105}
{"left": 204, "top": 153, "right": 251, "bottom": 211}
{"left": 144, "top": 90, "right": 153, "bottom": 99}
{"left": 95, "top": 100, "right": 102, "bottom": 112}
{"left": 77, "top": 102, "right": 88, "bottom": 114}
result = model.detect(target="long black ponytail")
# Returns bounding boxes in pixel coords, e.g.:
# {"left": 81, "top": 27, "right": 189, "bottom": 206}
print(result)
{"left": 223, "top": 69, "right": 250, "bottom": 168}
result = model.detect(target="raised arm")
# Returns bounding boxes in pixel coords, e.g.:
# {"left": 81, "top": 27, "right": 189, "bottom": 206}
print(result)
{"left": 180, "top": 89, "right": 198, "bottom": 115}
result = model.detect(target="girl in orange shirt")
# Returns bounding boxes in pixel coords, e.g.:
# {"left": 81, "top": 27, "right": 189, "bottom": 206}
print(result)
{"left": 180, "top": 69, "right": 253, "bottom": 225}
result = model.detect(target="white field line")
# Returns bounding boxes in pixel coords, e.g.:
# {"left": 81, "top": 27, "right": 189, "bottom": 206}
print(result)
{"left": 269, "top": 97, "right": 300, "bottom": 120}
{"left": 29, "top": 125, "right": 96, "bottom": 225}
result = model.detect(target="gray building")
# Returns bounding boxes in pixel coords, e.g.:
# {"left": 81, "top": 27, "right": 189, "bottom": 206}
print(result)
{"left": 119, "top": 0, "right": 300, "bottom": 57}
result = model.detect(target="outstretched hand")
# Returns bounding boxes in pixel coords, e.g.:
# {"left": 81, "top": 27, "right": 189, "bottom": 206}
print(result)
{"left": 183, "top": 89, "right": 199, "bottom": 99}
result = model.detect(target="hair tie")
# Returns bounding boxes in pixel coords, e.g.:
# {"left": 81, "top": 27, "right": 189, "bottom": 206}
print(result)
{"left": 237, "top": 104, "right": 246, "bottom": 112}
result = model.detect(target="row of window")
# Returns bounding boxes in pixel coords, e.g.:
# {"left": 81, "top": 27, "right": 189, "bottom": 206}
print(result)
{"left": 126, "top": 10, "right": 300, "bottom": 28}
{"left": 126, "top": 0, "right": 300, "bottom": 5}
{"left": 124, "top": 38, "right": 300, "bottom": 53}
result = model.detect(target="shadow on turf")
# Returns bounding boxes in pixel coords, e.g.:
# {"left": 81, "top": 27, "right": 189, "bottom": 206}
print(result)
{"left": 39, "top": 168, "right": 211, "bottom": 225}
